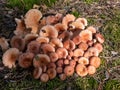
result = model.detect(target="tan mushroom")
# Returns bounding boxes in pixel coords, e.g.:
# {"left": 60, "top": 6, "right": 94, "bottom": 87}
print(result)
{"left": 76, "top": 64, "right": 88, "bottom": 77}
{"left": 87, "top": 47, "right": 99, "bottom": 57}
{"left": 76, "top": 18, "right": 87, "bottom": 26}
{"left": 63, "top": 40, "right": 75, "bottom": 50}
{"left": 39, "top": 25, "right": 58, "bottom": 38}
{"left": 49, "top": 52, "right": 58, "bottom": 62}
{"left": 69, "top": 60, "right": 76, "bottom": 67}
{"left": 40, "top": 73, "right": 49, "bottom": 82}
{"left": 47, "top": 62, "right": 56, "bottom": 69}
{"left": 73, "top": 49, "right": 84, "bottom": 57}
{"left": 64, "top": 59, "right": 70, "bottom": 65}
{"left": 56, "top": 48, "right": 68, "bottom": 59}
{"left": 50, "top": 38, "right": 63, "bottom": 48}
{"left": 36, "top": 36, "right": 49, "bottom": 44}
{"left": 78, "top": 42, "right": 88, "bottom": 51}
{"left": 33, "top": 67, "right": 42, "bottom": 79}
{"left": 87, "top": 26, "right": 96, "bottom": 34}
{"left": 56, "top": 59, "right": 64, "bottom": 67}
{"left": 18, "top": 52, "right": 34, "bottom": 68}
{"left": 41, "top": 44, "right": 55, "bottom": 53}
{"left": 33, "top": 54, "right": 50, "bottom": 67}
{"left": 78, "top": 57, "right": 89, "bottom": 65}
{"left": 24, "top": 9, "right": 42, "bottom": 34}
{"left": 64, "top": 66, "right": 74, "bottom": 76}
{"left": 95, "top": 33, "right": 104, "bottom": 43}
{"left": 72, "top": 35, "right": 82, "bottom": 45}
{"left": 2, "top": 48, "right": 20, "bottom": 68}
{"left": 59, "top": 73, "right": 67, "bottom": 81}
{"left": 56, "top": 67, "right": 63, "bottom": 74}
{"left": 0, "top": 37, "right": 9, "bottom": 51}
{"left": 87, "top": 65, "right": 96, "bottom": 75}
{"left": 54, "top": 23, "right": 65, "bottom": 31}
{"left": 10, "top": 36, "right": 25, "bottom": 51}
{"left": 94, "top": 43, "right": 103, "bottom": 53}
{"left": 47, "top": 68, "right": 57, "bottom": 79}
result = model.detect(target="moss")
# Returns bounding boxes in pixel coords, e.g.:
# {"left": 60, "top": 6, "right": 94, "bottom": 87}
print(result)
{"left": 83, "top": 0, "right": 99, "bottom": 4}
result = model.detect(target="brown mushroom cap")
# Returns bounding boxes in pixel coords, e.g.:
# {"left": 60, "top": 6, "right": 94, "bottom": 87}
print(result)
{"left": 36, "top": 36, "right": 49, "bottom": 44}
{"left": 56, "top": 67, "right": 63, "bottom": 74}
{"left": 87, "top": 26, "right": 96, "bottom": 34}
{"left": 76, "top": 18, "right": 88, "bottom": 26}
{"left": 49, "top": 52, "right": 58, "bottom": 62}
{"left": 87, "top": 47, "right": 99, "bottom": 57}
{"left": 69, "top": 60, "right": 76, "bottom": 68}
{"left": 76, "top": 64, "right": 88, "bottom": 77}
{"left": 73, "top": 49, "right": 84, "bottom": 57}
{"left": 95, "top": 33, "right": 104, "bottom": 43}
{"left": 72, "top": 35, "right": 82, "bottom": 45}
{"left": 41, "top": 44, "right": 55, "bottom": 53}
{"left": 94, "top": 43, "right": 103, "bottom": 53}
{"left": 18, "top": 52, "right": 34, "bottom": 68}
{"left": 56, "top": 48, "right": 68, "bottom": 59}
{"left": 33, "top": 67, "right": 42, "bottom": 79}
{"left": 24, "top": 9, "right": 42, "bottom": 34}
{"left": 89, "top": 56, "right": 101, "bottom": 68}
{"left": 27, "top": 41, "right": 40, "bottom": 54}
{"left": 2, "top": 48, "right": 20, "bottom": 68}
{"left": 47, "top": 62, "right": 56, "bottom": 69}
{"left": 54, "top": 23, "right": 65, "bottom": 31}
{"left": 50, "top": 38, "right": 63, "bottom": 48}
{"left": 39, "top": 25, "right": 58, "bottom": 38}
{"left": 47, "top": 68, "right": 57, "bottom": 79}
{"left": 64, "top": 59, "right": 70, "bottom": 65}
{"left": 0, "top": 37, "right": 9, "bottom": 51}
{"left": 33, "top": 54, "right": 50, "bottom": 67}
{"left": 87, "top": 65, "right": 96, "bottom": 75}
{"left": 64, "top": 66, "right": 74, "bottom": 76}
{"left": 40, "top": 73, "right": 49, "bottom": 82}
{"left": 78, "top": 42, "right": 88, "bottom": 51}
{"left": 59, "top": 73, "right": 67, "bottom": 81}
{"left": 63, "top": 40, "right": 75, "bottom": 50}
{"left": 56, "top": 59, "right": 64, "bottom": 67}
{"left": 78, "top": 57, "right": 89, "bottom": 65}
{"left": 10, "top": 36, "right": 25, "bottom": 51}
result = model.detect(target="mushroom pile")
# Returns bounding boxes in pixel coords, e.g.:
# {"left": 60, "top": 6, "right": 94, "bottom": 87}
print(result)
{"left": 1, "top": 9, "right": 104, "bottom": 82}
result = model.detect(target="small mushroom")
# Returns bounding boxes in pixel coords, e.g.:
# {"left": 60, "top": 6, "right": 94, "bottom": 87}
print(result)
{"left": 87, "top": 40, "right": 94, "bottom": 46}
{"left": 63, "top": 40, "right": 75, "bottom": 50}
{"left": 56, "top": 67, "right": 63, "bottom": 74}
{"left": 56, "top": 48, "right": 68, "bottom": 59}
{"left": 69, "top": 60, "right": 76, "bottom": 67}
{"left": 49, "top": 52, "right": 58, "bottom": 62}
{"left": 50, "top": 38, "right": 63, "bottom": 48}
{"left": 18, "top": 52, "right": 34, "bottom": 68}
{"left": 76, "top": 64, "right": 88, "bottom": 77}
{"left": 47, "top": 62, "right": 56, "bottom": 69}
{"left": 2, "top": 48, "right": 20, "bottom": 68}
{"left": 33, "top": 54, "right": 50, "bottom": 67}
{"left": 95, "top": 33, "right": 104, "bottom": 43}
{"left": 64, "top": 66, "right": 74, "bottom": 76}
{"left": 72, "top": 35, "right": 82, "bottom": 45}
{"left": 27, "top": 41, "right": 40, "bottom": 54}
{"left": 46, "top": 15, "right": 57, "bottom": 25}
{"left": 87, "top": 65, "right": 96, "bottom": 75}
{"left": 59, "top": 73, "right": 67, "bottom": 81}
{"left": 76, "top": 18, "right": 87, "bottom": 26}
{"left": 64, "top": 59, "right": 70, "bottom": 65}
{"left": 78, "top": 57, "right": 89, "bottom": 65}
{"left": 24, "top": 9, "right": 42, "bottom": 34}
{"left": 47, "top": 68, "right": 57, "bottom": 79}
{"left": 62, "top": 14, "right": 76, "bottom": 30}
{"left": 56, "top": 59, "right": 64, "bottom": 67}
{"left": 79, "top": 30, "right": 92, "bottom": 43}
{"left": 40, "top": 73, "right": 49, "bottom": 82}
{"left": 73, "top": 49, "right": 84, "bottom": 57}
{"left": 0, "top": 37, "right": 9, "bottom": 51}
{"left": 87, "top": 26, "right": 96, "bottom": 34}
{"left": 78, "top": 42, "right": 88, "bottom": 51}
{"left": 33, "top": 67, "right": 42, "bottom": 79}
{"left": 39, "top": 25, "right": 58, "bottom": 38}
{"left": 10, "top": 36, "right": 25, "bottom": 51}
{"left": 89, "top": 56, "right": 101, "bottom": 68}
{"left": 41, "top": 44, "right": 55, "bottom": 53}
{"left": 36, "top": 36, "right": 49, "bottom": 44}
{"left": 54, "top": 23, "right": 65, "bottom": 31}
{"left": 94, "top": 43, "right": 103, "bottom": 53}
{"left": 87, "top": 47, "right": 99, "bottom": 57}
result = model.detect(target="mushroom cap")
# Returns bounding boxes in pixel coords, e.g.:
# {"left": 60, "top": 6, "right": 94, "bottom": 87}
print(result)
{"left": 62, "top": 14, "right": 76, "bottom": 30}
{"left": 63, "top": 40, "right": 75, "bottom": 50}
{"left": 33, "top": 54, "right": 50, "bottom": 67}
{"left": 94, "top": 43, "right": 103, "bottom": 53}
{"left": 56, "top": 48, "right": 68, "bottom": 59}
{"left": 78, "top": 42, "right": 88, "bottom": 51}
{"left": 24, "top": 9, "right": 42, "bottom": 34}
{"left": 18, "top": 52, "right": 34, "bottom": 68}
{"left": 49, "top": 52, "right": 58, "bottom": 62}
{"left": 73, "top": 49, "right": 84, "bottom": 57}
{"left": 59, "top": 73, "right": 66, "bottom": 81}
{"left": 0, "top": 37, "right": 9, "bottom": 51}
{"left": 47, "top": 62, "right": 56, "bottom": 69}
{"left": 27, "top": 41, "right": 40, "bottom": 54}
{"left": 87, "top": 26, "right": 96, "bottom": 34}
{"left": 41, "top": 44, "right": 55, "bottom": 53}
{"left": 72, "top": 35, "right": 82, "bottom": 45}
{"left": 79, "top": 30, "right": 92, "bottom": 43}
{"left": 40, "top": 73, "right": 49, "bottom": 82}
{"left": 46, "top": 15, "right": 57, "bottom": 25}
{"left": 87, "top": 47, "right": 99, "bottom": 57}
{"left": 64, "top": 59, "right": 70, "bottom": 65}
{"left": 76, "top": 64, "right": 88, "bottom": 77}
{"left": 87, "top": 65, "right": 96, "bottom": 75}
{"left": 36, "top": 36, "right": 49, "bottom": 44}
{"left": 2, "top": 48, "right": 20, "bottom": 68}
{"left": 47, "top": 68, "right": 57, "bottom": 79}
{"left": 56, "top": 59, "right": 64, "bottom": 67}
{"left": 64, "top": 66, "right": 74, "bottom": 76}
{"left": 54, "top": 23, "right": 66, "bottom": 31}
{"left": 33, "top": 67, "right": 42, "bottom": 79}
{"left": 39, "top": 25, "right": 58, "bottom": 38}
{"left": 10, "top": 36, "right": 25, "bottom": 51}
{"left": 69, "top": 60, "right": 76, "bottom": 67}
{"left": 56, "top": 67, "right": 63, "bottom": 74}
{"left": 76, "top": 18, "right": 87, "bottom": 26}
{"left": 89, "top": 56, "right": 101, "bottom": 68}
{"left": 50, "top": 38, "right": 63, "bottom": 48}
{"left": 78, "top": 57, "right": 89, "bottom": 65}
{"left": 95, "top": 33, "right": 104, "bottom": 43}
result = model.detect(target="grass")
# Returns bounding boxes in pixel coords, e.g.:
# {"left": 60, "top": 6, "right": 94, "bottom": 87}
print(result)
{"left": 83, "top": 0, "right": 99, "bottom": 4}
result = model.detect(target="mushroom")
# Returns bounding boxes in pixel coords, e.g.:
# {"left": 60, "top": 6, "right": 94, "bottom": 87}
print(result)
{"left": 94, "top": 43, "right": 103, "bottom": 53}
{"left": 87, "top": 26, "right": 96, "bottom": 34}
{"left": 76, "top": 18, "right": 87, "bottom": 26}
{"left": 78, "top": 57, "right": 89, "bottom": 65}
{"left": 27, "top": 41, "right": 40, "bottom": 54}
{"left": 50, "top": 38, "right": 63, "bottom": 48}
{"left": 56, "top": 59, "right": 64, "bottom": 67}
{"left": 24, "top": 9, "right": 42, "bottom": 34}
{"left": 59, "top": 73, "right": 67, "bottom": 81}
{"left": 87, "top": 47, "right": 99, "bottom": 57}
{"left": 72, "top": 35, "right": 82, "bottom": 45}
{"left": 64, "top": 59, "right": 69, "bottom": 65}
{"left": 47, "top": 62, "right": 56, "bottom": 69}
{"left": 0, "top": 37, "right": 9, "bottom": 51}
{"left": 73, "top": 49, "right": 84, "bottom": 57}
{"left": 39, "top": 25, "right": 58, "bottom": 38}
{"left": 95, "top": 33, "right": 104, "bottom": 43}
{"left": 87, "top": 40, "right": 94, "bottom": 46}
{"left": 41, "top": 65, "right": 47, "bottom": 72}
{"left": 69, "top": 60, "right": 76, "bottom": 67}
{"left": 47, "top": 68, "right": 57, "bottom": 79}
{"left": 87, "top": 65, "right": 96, "bottom": 75}
{"left": 79, "top": 30, "right": 92, "bottom": 43}
{"left": 56, "top": 67, "right": 63, "bottom": 74}
{"left": 41, "top": 44, "right": 55, "bottom": 53}
{"left": 33, "top": 67, "right": 42, "bottom": 79}
{"left": 63, "top": 40, "right": 75, "bottom": 50}
{"left": 46, "top": 15, "right": 57, "bottom": 25}
{"left": 18, "top": 52, "right": 34, "bottom": 68}
{"left": 40, "top": 73, "right": 49, "bottom": 82}
{"left": 78, "top": 42, "right": 88, "bottom": 51}
{"left": 56, "top": 48, "right": 68, "bottom": 59}
{"left": 62, "top": 14, "right": 76, "bottom": 30}
{"left": 89, "top": 56, "right": 101, "bottom": 68}
{"left": 33, "top": 54, "right": 50, "bottom": 67}
{"left": 49, "top": 52, "right": 58, "bottom": 62}
{"left": 76, "top": 64, "right": 88, "bottom": 77}
{"left": 2, "top": 48, "right": 20, "bottom": 68}
{"left": 64, "top": 66, "right": 74, "bottom": 76}
{"left": 36, "top": 36, "right": 49, "bottom": 44}
{"left": 10, "top": 36, "right": 25, "bottom": 51}
{"left": 54, "top": 23, "right": 65, "bottom": 31}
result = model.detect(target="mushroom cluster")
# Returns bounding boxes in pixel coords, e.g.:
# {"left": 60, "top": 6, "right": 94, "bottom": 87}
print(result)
{"left": 2, "top": 9, "right": 104, "bottom": 82}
